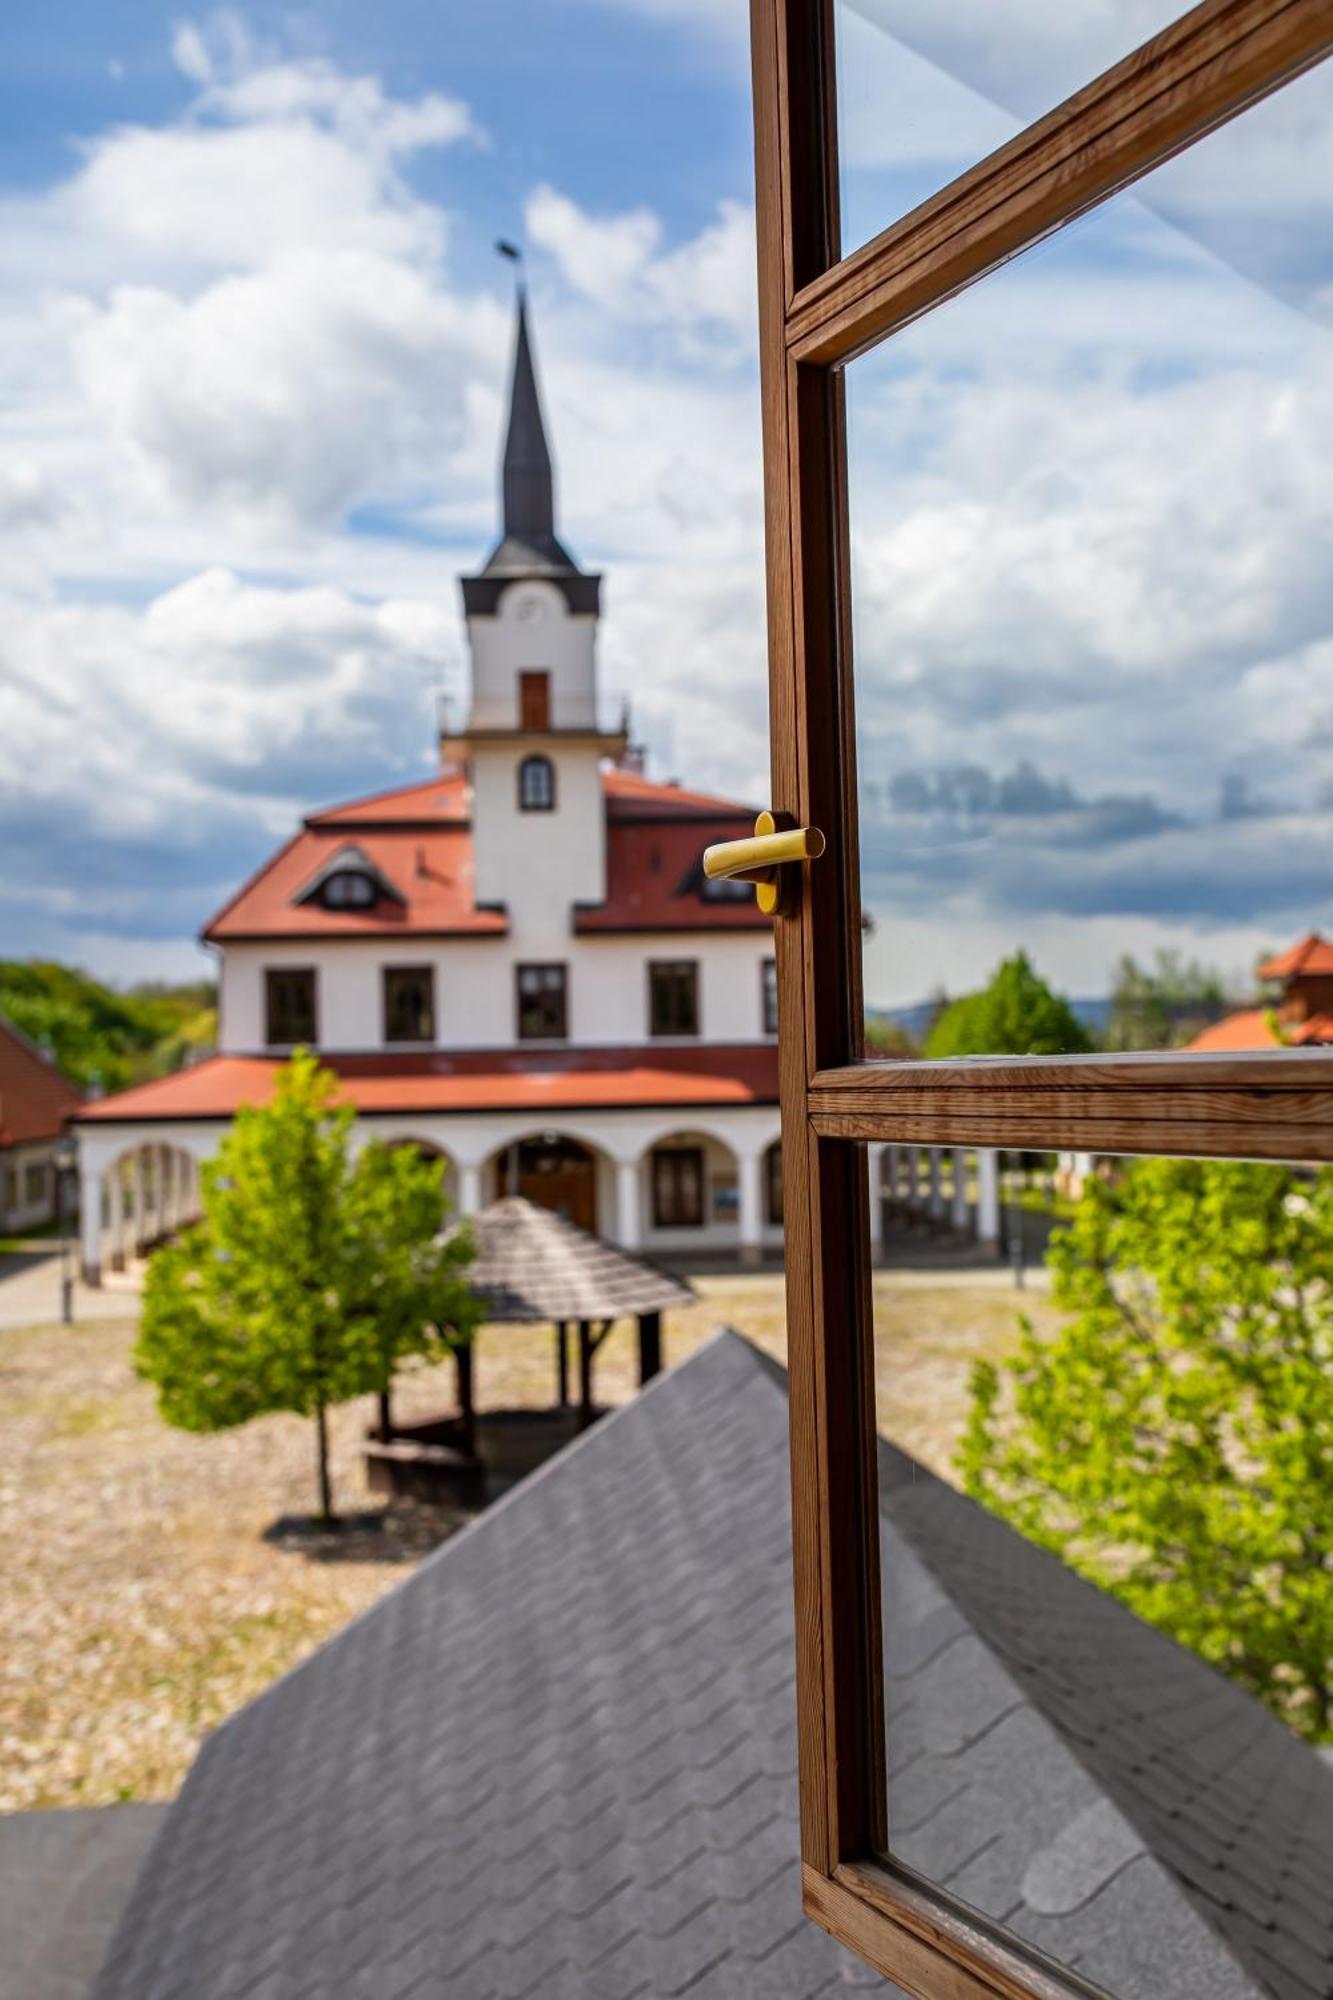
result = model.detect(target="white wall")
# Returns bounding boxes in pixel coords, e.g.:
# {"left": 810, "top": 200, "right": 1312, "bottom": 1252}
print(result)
{"left": 219, "top": 933, "right": 777, "bottom": 1054}
{"left": 470, "top": 741, "right": 607, "bottom": 917}
{"left": 465, "top": 580, "right": 598, "bottom": 728}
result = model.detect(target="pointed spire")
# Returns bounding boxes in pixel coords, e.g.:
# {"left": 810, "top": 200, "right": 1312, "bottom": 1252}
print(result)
{"left": 502, "top": 289, "right": 557, "bottom": 547}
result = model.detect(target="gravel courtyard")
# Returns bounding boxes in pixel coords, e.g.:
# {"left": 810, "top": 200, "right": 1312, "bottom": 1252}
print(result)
{"left": 0, "top": 1261, "right": 1054, "bottom": 1810}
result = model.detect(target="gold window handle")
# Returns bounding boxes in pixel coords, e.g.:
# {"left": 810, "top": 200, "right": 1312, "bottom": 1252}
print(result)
{"left": 702, "top": 811, "right": 825, "bottom": 917}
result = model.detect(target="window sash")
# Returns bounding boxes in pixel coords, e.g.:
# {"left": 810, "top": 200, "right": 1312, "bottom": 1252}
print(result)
{"left": 518, "top": 755, "right": 556, "bottom": 812}
{"left": 648, "top": 961, "right": 700, "bottom": 1037}
{"left": 748, "top": 1, "right": 1333, "bottom": 1991}
{"left": 264, "top": 968, "right": 317, "bottom": 1047}
{"left": 516, "top": 963, "right": 568, "bottom": 1040}
{"left": 383, "top": 966, "right": 435, "bottom": 1044}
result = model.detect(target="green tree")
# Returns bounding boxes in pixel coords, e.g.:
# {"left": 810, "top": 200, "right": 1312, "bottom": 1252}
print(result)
{"left": 924, "top": 951, "right": 1092, "bottom": 1059}
{"left": 135, "top": 1051, "right": 478, "bottom": 1522}
{"left": 958, "top": 1158, "right": 1333, "bottom": 1741}
{"left": 1105, "top": 949, "right": 1229, "bottom": 1049}
{"left": 0, "top": 958, "right": 217, "bottom": 1091}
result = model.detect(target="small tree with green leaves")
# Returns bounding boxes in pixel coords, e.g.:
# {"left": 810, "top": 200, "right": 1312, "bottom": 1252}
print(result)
{"left": 958, "top": 1157, "right": 1333, "bottom": 1741}
{"left": 924, "top": 951, "right": 1092, "bottom": 1059}
{"left": 136, "top": 1051, "right": 478, "bottom": 1523}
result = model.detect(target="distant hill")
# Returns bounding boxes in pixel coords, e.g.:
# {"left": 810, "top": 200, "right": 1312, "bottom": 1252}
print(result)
{"left": 869, "top": 995, "right": 1113, "bottom": 1048}
{"left": 0, "top": 961, "right": 217, "bottom": 1095}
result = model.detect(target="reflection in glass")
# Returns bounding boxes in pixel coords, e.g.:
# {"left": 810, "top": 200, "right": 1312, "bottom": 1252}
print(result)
{"left": 834, "top": 0, "right": 1184, "bottom": 255}
{"left": 845, "top": 61, "right": 1333, "bottom": 1057}
{"left": 865, "top": 1142, "right": 1333, "bottom": 1996}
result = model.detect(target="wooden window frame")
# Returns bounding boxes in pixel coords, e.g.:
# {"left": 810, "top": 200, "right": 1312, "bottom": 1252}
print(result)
{"left": 382, "top": 964, "right": 436, "bottom": 1045}
{"left": 264, "top": 967, "right": 318, "bottom": 1048}
{"left": 749, "top": 2, "right": 1333, "bottom": 1993}
{"left": 515, "top": 962, "right": 568, "bottom": 1042}
{"left": 517, "top": 753, "right": 556, "bottom": 812}
{"left": 648, "top": 959, "right": 700, "bottom": 1037}
{"left": 651, "top": 1144, "right": 706, "bottom": 1229}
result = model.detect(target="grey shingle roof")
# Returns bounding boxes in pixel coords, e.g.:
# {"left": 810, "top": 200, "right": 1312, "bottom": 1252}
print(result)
{"left": 462, "top": 1197, "right": 693, "bottom": 1323}
{"left": 94, "top": 1333, "right": 1333, "bottom": 2000}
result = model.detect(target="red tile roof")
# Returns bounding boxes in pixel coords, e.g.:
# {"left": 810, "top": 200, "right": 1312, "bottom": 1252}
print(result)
{"left": 1185, "top": 1009, "right": 1282, "bottom": 1053}
{"left": 0, "top": 1015, "right": 83, "bottom": 1147}
{"left": 1256, "top": 932, "right": 1333, "bottom": 981}
{"left": 76, "top": 1046, "right": 780, "bottom": 1123}
{"left": 203, "top": 768, "right": 766, "bottom": 942}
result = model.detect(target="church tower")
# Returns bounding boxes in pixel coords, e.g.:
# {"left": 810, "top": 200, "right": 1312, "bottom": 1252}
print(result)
{"left": 449, "top": 291, "right": 627, "bottom": 928}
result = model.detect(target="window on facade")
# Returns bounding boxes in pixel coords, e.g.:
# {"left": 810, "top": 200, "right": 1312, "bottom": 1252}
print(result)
{"left": 518, "top": 754, "right": 555, "bottom": 812}
{"left": 762, "top": 957, "right": 778, "bottom": 1035}
{"left": 265, "top": 968, "right": 317, "bottom": 1046}
{"left": 519, "top": 669, "right": 551, "bottom": 730}
{"left": 516, "top": 963, "right": 568, "bottom": 1040}
{"left": 765, "top": 1142, "right": 783, "bottom": 1226}
{"left": 24, "top": 1162, "right": 46, "bottom": 1207}
{"left": 319, "top": 870, "right": 377, "bottom": 910}
{"left": 649, "top": 960, "right": 699, "bottom": 1037}
{"left": 2, "top": 1167, "right": 16, "bottom": 1212}
{"left": 383, "top": 966, "right": 435, "bottom": 1044}
{"left": 652, "top": 1147, "right": 705, "bottom": 1229}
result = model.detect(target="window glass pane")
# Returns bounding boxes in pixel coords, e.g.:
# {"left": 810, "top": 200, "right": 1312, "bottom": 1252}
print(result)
{"left": 859, "top": 1139, "right": 1333, "bottom": 1995}
{"left": 846, "top": 63, "right": 1333, "bottom": 1056}
{"left": 834, "top": 0, "right": 1186, "bottom": 258}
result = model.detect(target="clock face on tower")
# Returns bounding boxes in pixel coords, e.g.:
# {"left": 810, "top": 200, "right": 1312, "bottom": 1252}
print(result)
{"left": 515, "top": 592, "right": 547, "bottom": 623}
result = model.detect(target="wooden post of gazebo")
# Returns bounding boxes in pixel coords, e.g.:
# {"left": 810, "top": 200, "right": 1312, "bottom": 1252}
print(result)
{"left": 456, "top": 1340, "right": 476, "bottom": 1458}
{"left": 638, "top": 1311, "right": 661, "bottom": 1385}
{"left": 555, "top": 1321, "right": 569, "bottom": 1406}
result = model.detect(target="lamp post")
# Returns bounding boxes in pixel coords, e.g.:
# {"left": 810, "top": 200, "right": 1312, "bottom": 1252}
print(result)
{"left": 53, "top": 1132, "right": 77, "bottom": 1325}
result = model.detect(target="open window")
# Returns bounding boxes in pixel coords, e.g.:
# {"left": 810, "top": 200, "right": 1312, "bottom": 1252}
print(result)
{"left": 749, "top": 3, "right": 1333, "bottom": 1993}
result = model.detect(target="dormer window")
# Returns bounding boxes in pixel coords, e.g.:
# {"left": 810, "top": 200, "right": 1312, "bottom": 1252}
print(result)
{"left": 518, "top": 754, "right": 556, "bottom": 813}
{"left": 293, "top": 843, "right": 404, "bottom": 915}
{"left": 320, "top": 869, "right": 377, "bottom": 910}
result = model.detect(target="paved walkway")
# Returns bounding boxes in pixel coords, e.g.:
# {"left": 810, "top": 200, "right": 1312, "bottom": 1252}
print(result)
{"left": 0, "top": 1251, "right": 141, "bottom": 1330}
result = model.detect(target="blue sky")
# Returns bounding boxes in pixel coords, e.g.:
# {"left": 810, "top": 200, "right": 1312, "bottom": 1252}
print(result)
{"left": 2, "top": 6, "right": 1332, "bottom": 1007}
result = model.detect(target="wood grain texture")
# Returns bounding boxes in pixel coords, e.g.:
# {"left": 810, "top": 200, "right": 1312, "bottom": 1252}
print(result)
{"left": 789, "top": 0, "right": 1333, "bottom": 364}
{"left": 816, "top": 1862, "right": 1109, "bottom": 2000}
{"left": 809, "top": 1052, "right": 1333, "bottom": 1157}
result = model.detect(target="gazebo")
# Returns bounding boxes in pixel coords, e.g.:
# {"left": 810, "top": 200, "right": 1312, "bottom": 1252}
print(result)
{"left": 365, "top": 1197, "right": 693, "bottom": 1501}
{"left": 466, "top": 1196, "right": 694, "bottom": 1428}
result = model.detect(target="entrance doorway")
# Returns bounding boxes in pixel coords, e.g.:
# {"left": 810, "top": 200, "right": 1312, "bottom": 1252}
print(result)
{"left": 497, "top": 1136, "right": 597, "bottom": 1234}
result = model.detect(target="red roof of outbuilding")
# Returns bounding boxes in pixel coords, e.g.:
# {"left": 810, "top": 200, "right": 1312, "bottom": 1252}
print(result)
{"left": 0, "top": 1015, "right": 83, "bottom": 1147}
{"left": 1256, "top": 932, "right": 1333, "bottom": 981}
{"left": 203, "top": 768, "right": 767, "bottom": 942}
{"left": 75, "top": 1045, "right": 779, "bottom": 1124}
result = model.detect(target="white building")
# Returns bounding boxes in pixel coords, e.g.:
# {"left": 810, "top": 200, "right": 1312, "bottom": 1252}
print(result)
{"left": 75, "top": 294, "right": 787, "bottom": 1277}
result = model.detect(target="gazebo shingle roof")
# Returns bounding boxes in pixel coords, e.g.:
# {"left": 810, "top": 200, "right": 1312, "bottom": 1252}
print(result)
{"left": 460, "top": 1196, "right": 693, "bottom": 1322}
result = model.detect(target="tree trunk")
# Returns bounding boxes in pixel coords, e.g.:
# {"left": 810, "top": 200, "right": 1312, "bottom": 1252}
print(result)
{"left": 378, "top": 1388, "right": 393, "bottom": 1440}
{"left": 315, "top": 1402, "right": 334, "bottom": 1524}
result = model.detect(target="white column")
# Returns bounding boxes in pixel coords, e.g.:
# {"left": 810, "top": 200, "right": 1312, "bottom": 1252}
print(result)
{"left": 81, "top": 1166, "right": 104, "bottom": 1285}
{"left": 615, "top": 1159, "right": 641, "bottom": 1251}
{"left": 866, "top": 1142, "right": 886, "bottom": 1255}
{"left": 130, "top": 1152, "right": 147, "bottom": 1257}
{"left": 738, "top": 1150, "right": 763, "bottom": 1267}
{"left": 108, "top": 1166, "right": 126, "bottom": 1271}
{"left": 951, "top": 1147, "right": 969, "bottom": 1232}
{"left": 977, "top": 1148, "right": 1000, "bottom": 1245}
{"left": 458, "top": 1163, "right": 483, "bottom": 1217}
{"left": 927, "top": 1147, "right": 943, "bottom": 1219}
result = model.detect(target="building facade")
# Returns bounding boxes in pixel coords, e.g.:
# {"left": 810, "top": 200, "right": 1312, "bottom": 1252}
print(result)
{"left": 0, "top": 1015, "right": 83, "bottom": 1234}
{"left": 75, "top": 295, "right": 785, "bottom": 1277}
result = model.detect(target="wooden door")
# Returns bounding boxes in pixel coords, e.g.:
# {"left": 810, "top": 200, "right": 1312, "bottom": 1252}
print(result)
{"left": 519, "top": 669, "right": 551, "bottom": 731}
{"left": 748, "top": 3, "right": 1333, "bottom": 1993}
